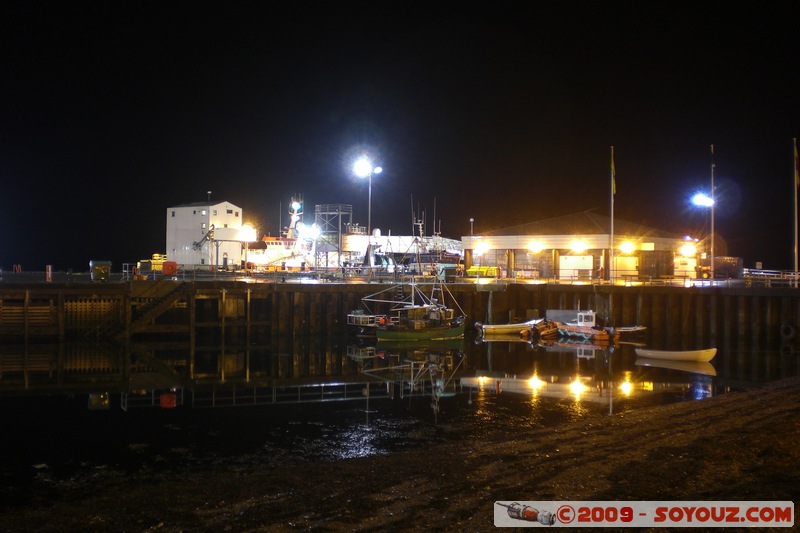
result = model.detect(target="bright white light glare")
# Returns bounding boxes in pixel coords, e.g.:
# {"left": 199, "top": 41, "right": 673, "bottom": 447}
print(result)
{"left": 692, "top": 193, "right": 714, "bottom": 207}
{"left": 569, "top": 378, "right": 588, "bottom": 396}
{"left": 353, "top": 158, "right": 373, "bottom": 178}
{"left": 528, "top": 376, "right": 544, "bottom": 390}
{"left": 528, "top": 241, "right": 544, "bottom": 253}
{"left": 299, "top": 223, "right": 320, "bottom": 240}
{"left": 619, "top": 381, "right": 633, "bottom": 396}
{"left": 570, "top": 240, "right": 588, "bottom": 253}
{"left": 618, "top": 241, "right": 636, "bottom": 254}
{"left": 291, "top": 201, "right": 302, "bottom": 211}
{"left": 473, "top": 241, "right": 491, "bottom": 257}
{"left": 679, "top": 243, "right": 697, "bottom": 257}
{"left": 373, "top": 166, "right": 383, "bottom": 174}
{"left": 239, "top": 224, "right": 257, "bottom": 242}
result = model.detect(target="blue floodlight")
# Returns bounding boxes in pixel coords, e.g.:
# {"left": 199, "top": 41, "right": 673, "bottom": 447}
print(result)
{"left": 691, "top": 193, "right": 714, "bottom": 207}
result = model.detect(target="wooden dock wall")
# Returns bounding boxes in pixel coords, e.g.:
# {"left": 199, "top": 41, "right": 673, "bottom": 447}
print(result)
{"left": 1, "top": 281, "right": 799, "bottom": 350}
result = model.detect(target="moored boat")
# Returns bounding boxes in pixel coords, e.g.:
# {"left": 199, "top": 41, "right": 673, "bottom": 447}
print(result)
{"left": 534, "top": 319, "right": 559, "bottom": 340}
{"left": 474, "top": 318, "right": 543, "bottom": 338}
{"left": 615, "top": 325, "right": 647, "bottom": 336}
{"left": 555, "top": 310, "right": 619, "bottom": 343}
{"left": 349, "top": 277, "right": 467, "bottom": 342}
{"left": 634, "top": 348, "right": 717, "bottom": 363}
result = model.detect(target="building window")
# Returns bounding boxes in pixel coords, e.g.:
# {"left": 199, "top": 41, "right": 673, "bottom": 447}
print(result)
{"left": 212, "top": 210, "right": 217, "bottom": 216}
{"left": 193, "top": 210, "right": 196, "bottom": 215}
{"left": 235, "top": 211, "right": 239, "bottom": 217}
{"left": 201, "top": 209, "right": 207, "bottom": 216}
{"left": 171, "top": 211, "right": 175, "bottom": 217}
{"left": 223, "top": 223, "right": 228, "bottom": 228}
{"left": 227, "top": 209, "right": 233, "bottom": 214}
{"left": 201, "top": 223, "right": 206, "bottom": 229}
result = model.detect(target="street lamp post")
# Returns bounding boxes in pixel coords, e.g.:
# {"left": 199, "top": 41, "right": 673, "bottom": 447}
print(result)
{"left": 353, "top": 157, "right": 382, "bottom": 237}
{"left": 690, "top": 192, "right": 714, "bottom": 278}
{"left": 692, "top": 145, "right": 716, "bottom": 281}
{"left": 240, "top": 224, "right": 257, "bottom": 276}
{"left": 469, "top": 217, "right": 474, "bottom": 236}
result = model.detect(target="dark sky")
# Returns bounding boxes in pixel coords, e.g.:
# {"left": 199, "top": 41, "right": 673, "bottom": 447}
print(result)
{"left": 3, "top": 1, "right": 800, "bottom": 271}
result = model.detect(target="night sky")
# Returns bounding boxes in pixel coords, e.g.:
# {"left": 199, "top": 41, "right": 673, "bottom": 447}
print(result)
{"left": 3, "top": 2, "right": 800, "bottom": 272}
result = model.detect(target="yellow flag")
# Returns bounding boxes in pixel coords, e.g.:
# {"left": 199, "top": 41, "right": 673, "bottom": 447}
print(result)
{"left": 611, "top": 147, "right": 616, "bottom": 196}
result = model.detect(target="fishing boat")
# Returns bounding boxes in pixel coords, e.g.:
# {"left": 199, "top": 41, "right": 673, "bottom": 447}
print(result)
{"left": 244, "top": 196, "right": 319, "bottom": 271}
{"left": 474, "top": 318, "right": 543, "bottom": 338}
{"left": 348, "top": 277, "right": 466, "bottom": 341}
{"left": 634, "top": 348, "right": 717, "bottom": 363}
{"left": 555, "top": 310, "right": 619, "bottom": 343}
{"left": 374, "top": 338, "right": 465, "bottom": 356}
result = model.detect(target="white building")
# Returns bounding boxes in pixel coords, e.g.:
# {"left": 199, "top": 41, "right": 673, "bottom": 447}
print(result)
{"left": 166, "top": 201, "right": 244, "bottom": 269}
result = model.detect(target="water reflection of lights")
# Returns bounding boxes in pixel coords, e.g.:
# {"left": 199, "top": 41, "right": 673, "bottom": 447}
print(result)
{"left": 569, "top": 378, "right": 588, "bottom": 397}
{"left": 528, "top": 375, "right": 545, "bottom": 391}
{"left": 334, "top": 426, "right": 379, "bottom": 460}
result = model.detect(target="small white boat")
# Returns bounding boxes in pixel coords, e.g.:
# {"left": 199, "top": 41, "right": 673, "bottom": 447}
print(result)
{"left": 615, "top": 325, "right": 647, "bottom": 335}
{"left": 634, "top": 348, "right": 717, "bottom": 363}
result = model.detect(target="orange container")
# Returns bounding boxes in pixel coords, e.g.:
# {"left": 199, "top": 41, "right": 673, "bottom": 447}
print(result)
{"left": 159, "top": 393, "right": 177, "bottom": 408}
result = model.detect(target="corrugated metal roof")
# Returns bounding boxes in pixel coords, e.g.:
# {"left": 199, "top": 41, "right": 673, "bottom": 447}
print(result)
{"left": 481, "top": 210, "right": 682, "bottom": 239}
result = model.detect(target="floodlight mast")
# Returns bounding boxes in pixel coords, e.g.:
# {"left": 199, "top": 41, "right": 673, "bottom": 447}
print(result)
{"left": 710, "top": 144, "right": 715, "bottom": 281}
{"left": 353, "top": 157, "right": 382, "bottom": 236}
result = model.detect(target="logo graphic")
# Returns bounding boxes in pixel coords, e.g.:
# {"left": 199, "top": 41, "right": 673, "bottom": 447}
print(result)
{"left": 496, "top": 502, "right": 556, "bottom": 525}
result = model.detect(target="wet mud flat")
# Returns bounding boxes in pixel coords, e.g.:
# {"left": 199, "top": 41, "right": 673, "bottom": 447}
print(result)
{"left": 1, "top": 378, "right": 799, "bottom": 532}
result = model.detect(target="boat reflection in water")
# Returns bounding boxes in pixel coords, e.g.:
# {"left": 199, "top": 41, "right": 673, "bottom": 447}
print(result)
{"left": 0, "top": 333, "right": 790, "bottom": 418}
{"left": 348, "top": 339, "right": 467, "bottom": 421}
{"left": 462, "top": 339, "right": 722, "bottom": 414}
{"left": 1, "top": 334, "right": 795, "bottom": 485}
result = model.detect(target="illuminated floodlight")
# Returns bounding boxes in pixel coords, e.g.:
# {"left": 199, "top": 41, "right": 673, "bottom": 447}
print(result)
{"left": 570, "top": 240, "right": 588, "bottom": 253}
{"left": 618, "top": 241, "right": 636, "bottom": 255}
{"left": 679, "top": 243, "right": 697, "bottom": 257}
{"left": 352, "top": 156, "right": 382, "bottom": 235}
{"left": 473, "top": 241, "right": 491, "bottom": 257}
{"left": 239, "top": 224, "right": 257, "bottom": 242}
{"left": 619, "top": 381, "right": 633, "bottom": 396}
{"left": 353, "top": 157, "right": 373, "bottom": 178}
{"left": 527, "top": 241, "right": 544, "bottom": 253}
{"left": 691, "top": 192, "right": 714, "bottom": 207}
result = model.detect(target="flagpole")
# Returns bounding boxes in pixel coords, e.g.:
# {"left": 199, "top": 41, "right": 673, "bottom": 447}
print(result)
{"left": 609, "top": 146, "right": 616, "bottom": 322}
{"left": 794, "top": 138, "right": 798, "bottom": 287}
{"left": 610, "top": 146, "right": 615, "bottom": 286}
{"left": 710, "top": 144, "right": 715, "bottom": 282}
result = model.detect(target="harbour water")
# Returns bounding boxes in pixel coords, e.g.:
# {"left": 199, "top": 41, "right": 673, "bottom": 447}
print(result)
{"left": 1, "top": 329, "right": 797, "bottom": 491}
